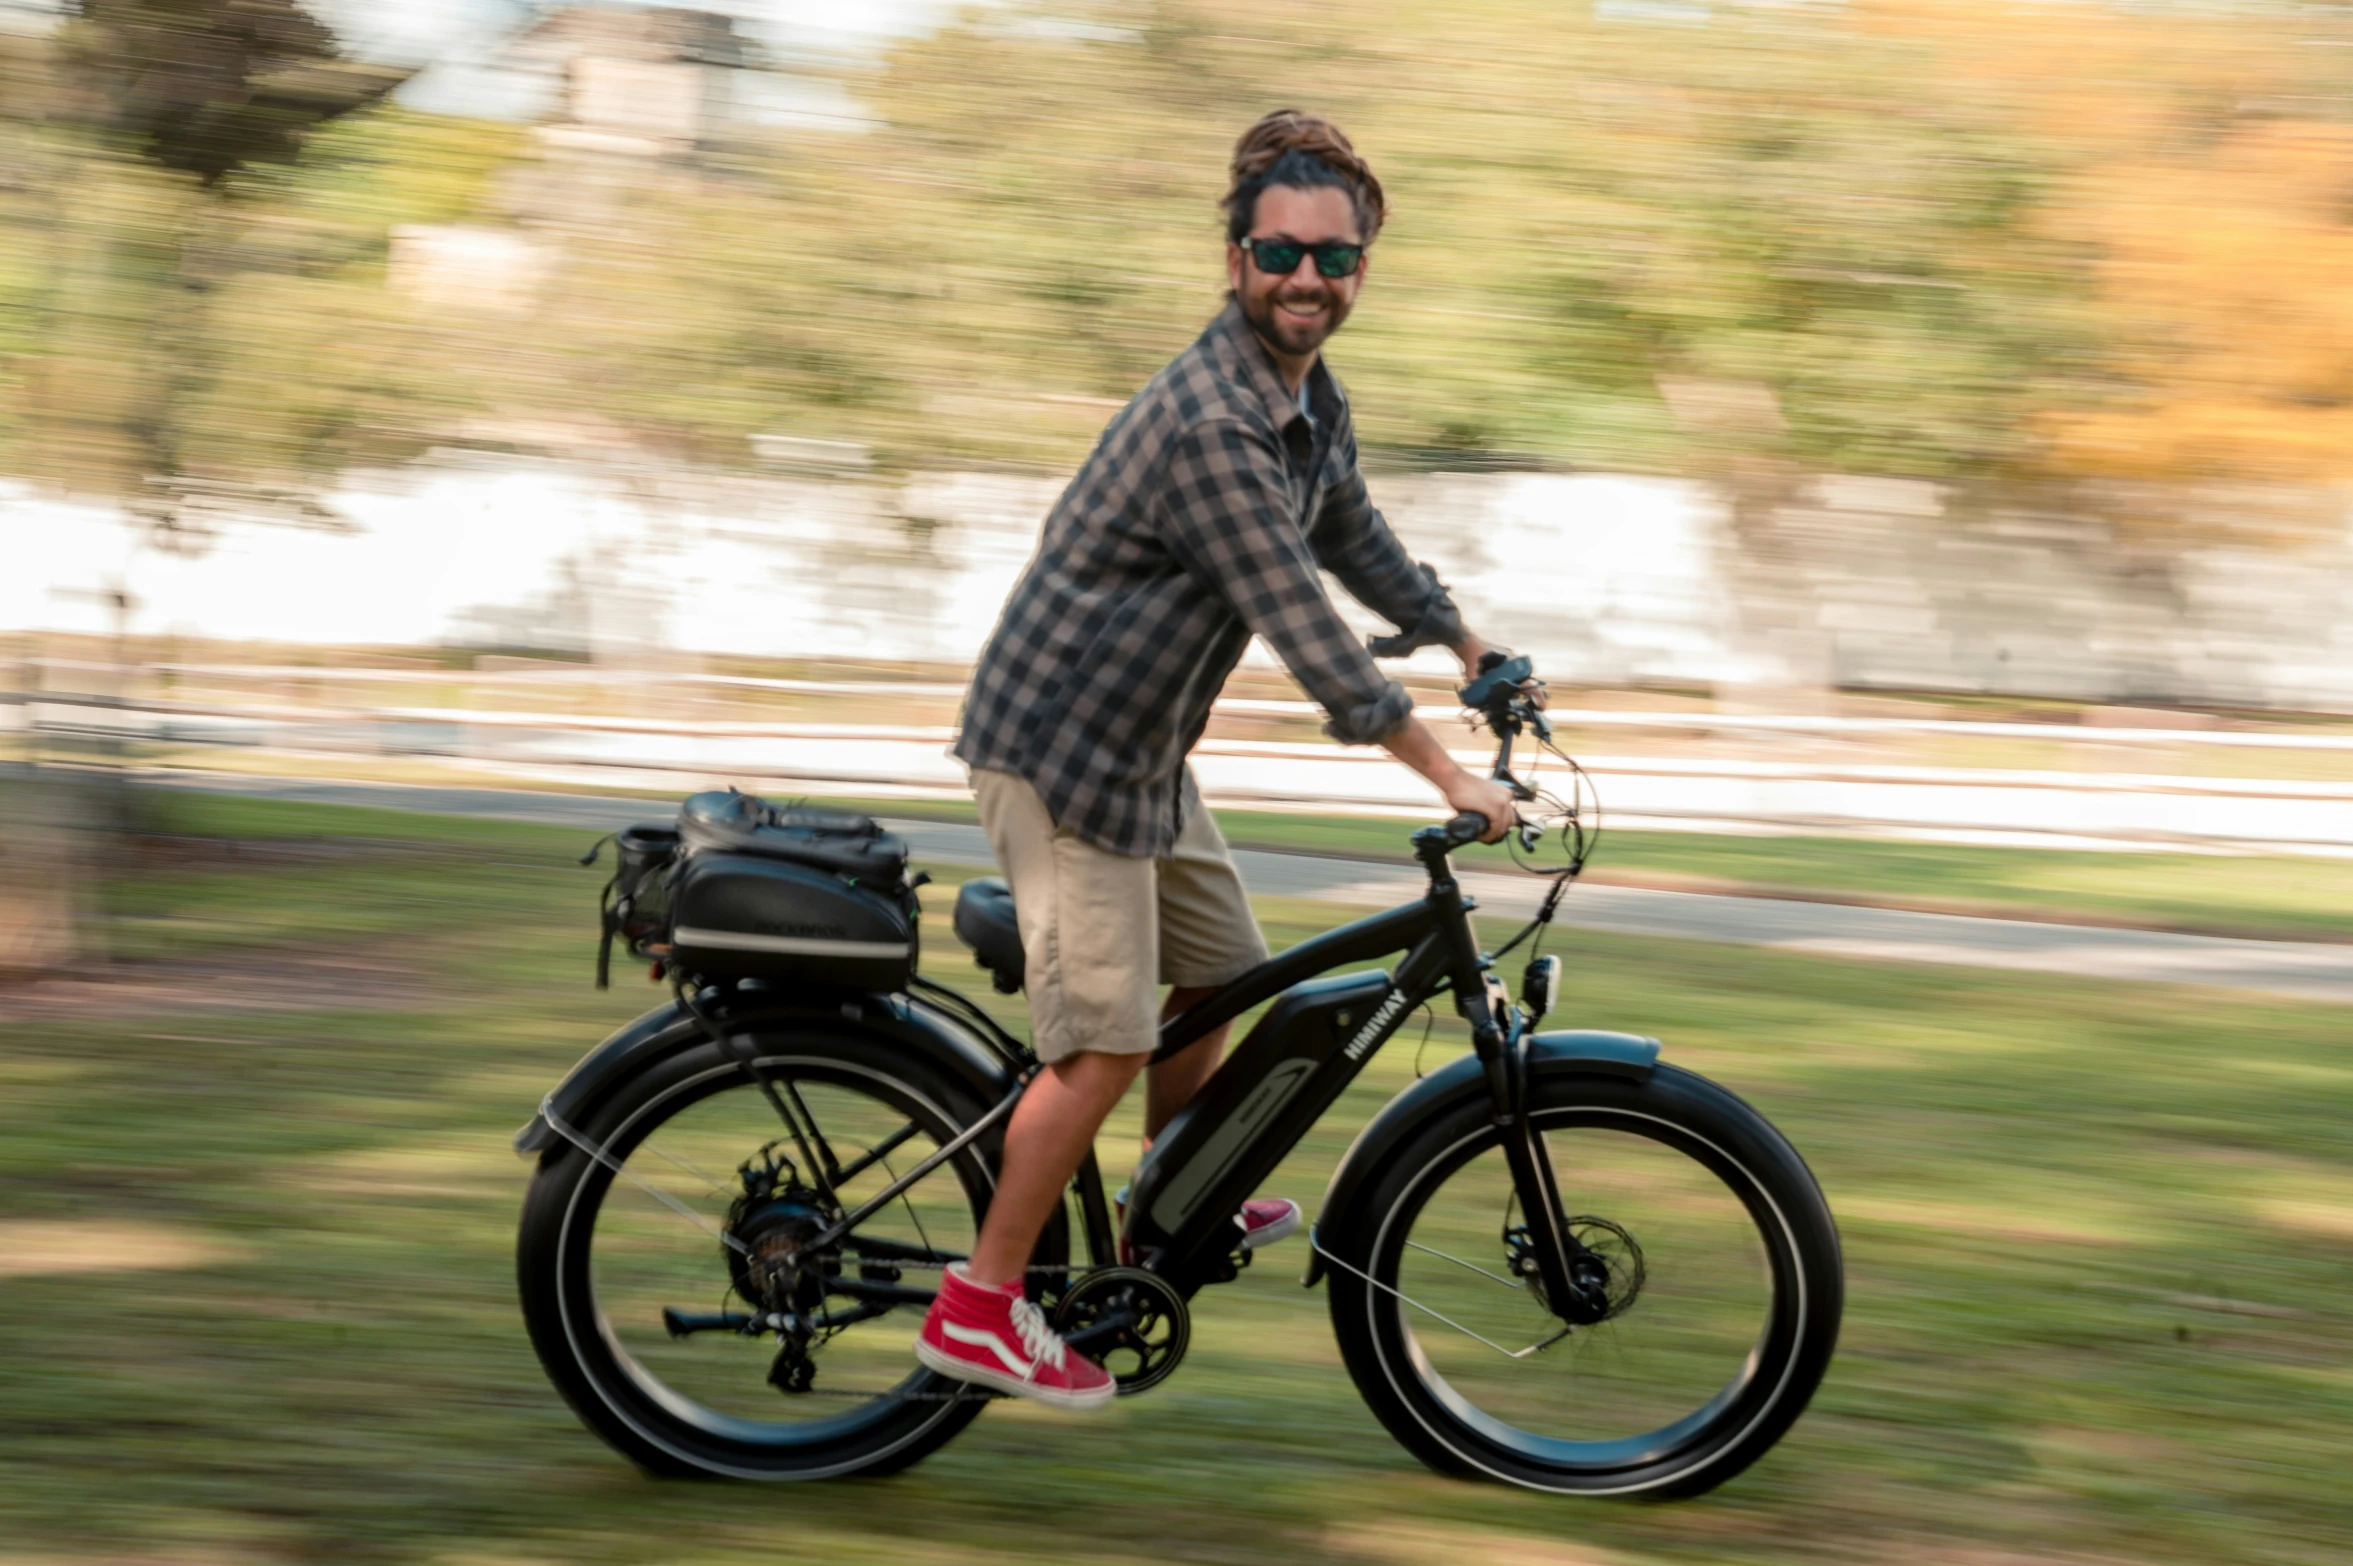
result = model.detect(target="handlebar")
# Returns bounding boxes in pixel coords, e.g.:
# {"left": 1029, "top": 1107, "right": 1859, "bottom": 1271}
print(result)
{"left": 1440, "top": 810, "right": 1491, "bottom": 848}
{"left": 1414, "top": 654, "right": 1555, "bottom": 856}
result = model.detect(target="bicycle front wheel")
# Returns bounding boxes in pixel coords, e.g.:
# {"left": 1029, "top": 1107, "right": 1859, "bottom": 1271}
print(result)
{"left": 1326, "top": 1063, "right": 1841, "bottom": 1497}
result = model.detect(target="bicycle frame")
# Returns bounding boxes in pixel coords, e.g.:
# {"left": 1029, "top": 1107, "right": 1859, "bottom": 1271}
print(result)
{"left": 1126, "top": 822, "right": 1592, "bottom": 1316}
{"left": 808, "top": 816, "right": 1599, "bottom": 1328}
{"left": 707, "top": 665, "right": 1606, "bottom": 1328}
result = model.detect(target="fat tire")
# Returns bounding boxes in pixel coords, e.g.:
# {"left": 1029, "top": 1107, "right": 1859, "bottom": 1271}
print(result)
{"left": 1325, "top": 1063, "right": 1841, "bottom": 1498}
{"left": 517, "top": 1027, "right": 1061, "bottom": 1480}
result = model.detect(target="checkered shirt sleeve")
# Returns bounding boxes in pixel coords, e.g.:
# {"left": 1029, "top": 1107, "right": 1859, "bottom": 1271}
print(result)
{"left": 1163, "top": 419, "right": 1414, "bottom": 746}
{"left": 1310, "top": 425, "right": 1467, "bottom": 651}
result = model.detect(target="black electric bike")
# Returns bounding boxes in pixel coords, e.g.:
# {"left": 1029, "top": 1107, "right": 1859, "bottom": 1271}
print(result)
{"left": 514, "top": 662, "right": 1843, "bottom": 1496}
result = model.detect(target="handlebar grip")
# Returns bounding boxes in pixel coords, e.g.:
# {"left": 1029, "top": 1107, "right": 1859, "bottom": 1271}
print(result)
{"left": 1443, "top": 811, "right": 1489, "bottom": 847}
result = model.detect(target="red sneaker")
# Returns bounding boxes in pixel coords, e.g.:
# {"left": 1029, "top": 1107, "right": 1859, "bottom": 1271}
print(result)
{"left": 1237, "top": 1196, "right": 1302, "bottom": 1250}
{"left": 914, "top": 1264, "right": 1116, "bottom": 1411}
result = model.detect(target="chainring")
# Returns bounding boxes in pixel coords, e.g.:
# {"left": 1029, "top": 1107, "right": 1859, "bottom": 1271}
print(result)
{"left": 1049, "top": 1266, "right": 1189, "bottom": 1395}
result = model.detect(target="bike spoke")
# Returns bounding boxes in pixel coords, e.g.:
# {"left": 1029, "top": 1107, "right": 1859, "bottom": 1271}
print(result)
{"left": 639, "top": 1138, "right": 736, "bottom": 1200}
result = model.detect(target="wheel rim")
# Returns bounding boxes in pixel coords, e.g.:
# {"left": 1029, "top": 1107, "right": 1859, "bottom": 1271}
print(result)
{"left": 562, "top": 1055, "right": 990, "bottom": 1455}
{"left": 1375, "top": 1106, "right": 1800, "bottom": 1477}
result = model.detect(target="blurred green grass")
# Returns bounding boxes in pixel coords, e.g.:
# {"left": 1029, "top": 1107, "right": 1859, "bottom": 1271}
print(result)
{"left": 1, "top": 791, "right": 2348, "bottom": 1564}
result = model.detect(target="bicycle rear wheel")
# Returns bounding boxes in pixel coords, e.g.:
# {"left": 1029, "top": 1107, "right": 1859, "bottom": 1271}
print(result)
{"left": 1326, "top": 1063, "right": 1840, "bottom": 1497}
{"left": 517, "top": 1029, "right": 1064, "bottom": 1479}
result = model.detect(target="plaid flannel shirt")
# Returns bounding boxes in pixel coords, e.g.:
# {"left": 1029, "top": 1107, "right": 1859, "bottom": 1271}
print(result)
{"left": 954, "top": 298, "right": 1463, "bottom": 858}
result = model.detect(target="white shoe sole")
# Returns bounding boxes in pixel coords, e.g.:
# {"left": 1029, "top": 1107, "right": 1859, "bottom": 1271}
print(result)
{"left": 1239, "top": 1202, "right": 1302, "bottom": 1250}
{"left": 914, "top": 1338, "right": 1118, "bottom": 1411}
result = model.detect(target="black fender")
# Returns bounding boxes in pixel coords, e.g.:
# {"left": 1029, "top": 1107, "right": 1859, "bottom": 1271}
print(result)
{"left": 513, "top": 987, "right": 1021, "bottom": 1159}
{"left": 1301, "top": 1029, "right": 1659, "bottom": 1286}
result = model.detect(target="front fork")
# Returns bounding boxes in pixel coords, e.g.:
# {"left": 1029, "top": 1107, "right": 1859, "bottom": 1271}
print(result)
{"left": 1429, "top": 855, "right": 1613, "bottom": 1328}
{"left": 1480, "top": 1008, "right": 1610, "bottom": 1325}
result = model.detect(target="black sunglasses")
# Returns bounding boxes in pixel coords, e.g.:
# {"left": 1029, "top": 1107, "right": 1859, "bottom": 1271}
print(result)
{"left": 1244, "top": 237, "right": 1365, "bottom": 279}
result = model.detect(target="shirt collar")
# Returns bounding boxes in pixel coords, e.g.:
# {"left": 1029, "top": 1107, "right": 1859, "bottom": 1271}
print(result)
{"left": 1210, "top": 296, "right": 1339, "bottom": 439}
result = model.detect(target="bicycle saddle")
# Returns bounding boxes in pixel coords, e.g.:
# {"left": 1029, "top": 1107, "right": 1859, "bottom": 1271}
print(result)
{"left": 952, "top": 877, "right": 1025, "bottom": 994}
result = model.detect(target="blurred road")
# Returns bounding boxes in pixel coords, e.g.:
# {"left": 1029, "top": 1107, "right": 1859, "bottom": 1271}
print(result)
{"left": 149, "top": 771, "right": 2353, "bottom": 1006}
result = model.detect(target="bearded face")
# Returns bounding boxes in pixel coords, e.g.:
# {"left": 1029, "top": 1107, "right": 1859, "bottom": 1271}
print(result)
{"left": 1227, "top": 184, "right": 1366, "bottom": 367}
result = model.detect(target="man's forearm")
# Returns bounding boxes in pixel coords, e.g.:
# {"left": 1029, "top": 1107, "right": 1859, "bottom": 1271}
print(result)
{"left": 1448, "top": 633, "right": 1492, "bottom": 676}
{"left": 1379, "top": 714, "right": 1471, "bottom": 794}
{"left": 1378, "top": 628, "right": 1499, "bottom": 787}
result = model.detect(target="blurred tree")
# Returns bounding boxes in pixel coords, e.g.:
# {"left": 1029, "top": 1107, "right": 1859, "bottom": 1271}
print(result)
{"left": 60, "top": 0, "right": 408, "bottom": 185}
{"left": 1869, "top": 0, "right": 2353, "bottom": 539}
{"left": 6, "top": 0, "right": 2353, "bottom": 510}
{"left": 0, "top": 1, "right": 415, "bottom": 974}
{"left": 693, "top": 0, "right": 2101, "bottom": 480}
{"left": 16, "top": 0, "right": 409, "bottom": 528}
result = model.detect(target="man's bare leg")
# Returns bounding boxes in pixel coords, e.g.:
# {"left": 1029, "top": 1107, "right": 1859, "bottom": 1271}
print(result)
{"left": 968, "top": 989, "right": 1234, "bottom": 1285}
{"left": 1144, "top": 984, "right": 1230, "bottom": 1146}
{"left": 966, "top": 1048, "right": 1147, "bottom": 1286}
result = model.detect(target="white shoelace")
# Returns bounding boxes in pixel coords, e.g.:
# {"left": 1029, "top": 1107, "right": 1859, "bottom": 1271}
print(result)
{"left": 1006, "top": 1296, "right": 1068, "bottom": 1374}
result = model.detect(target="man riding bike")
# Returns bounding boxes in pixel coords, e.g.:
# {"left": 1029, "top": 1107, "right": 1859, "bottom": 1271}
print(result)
{"left": 919, "top": 109, "right": 1522, "bottom": 1410}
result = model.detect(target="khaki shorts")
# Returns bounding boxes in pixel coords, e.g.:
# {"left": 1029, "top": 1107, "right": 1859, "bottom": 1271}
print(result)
{"left": 970, "top": 769, "right": 1270, "bottom": 1064}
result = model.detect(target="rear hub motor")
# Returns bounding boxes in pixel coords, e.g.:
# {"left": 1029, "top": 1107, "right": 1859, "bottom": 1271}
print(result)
{"left": 728, "top": 1191, "right": 835, "bottom": 1317}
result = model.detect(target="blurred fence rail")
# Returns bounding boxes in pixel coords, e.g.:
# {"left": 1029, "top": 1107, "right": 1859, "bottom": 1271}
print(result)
{"left": 19, "top": 660, "right": 2353, "bottom": 854}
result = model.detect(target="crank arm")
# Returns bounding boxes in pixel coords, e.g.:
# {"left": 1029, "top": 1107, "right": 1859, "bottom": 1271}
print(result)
{"left": 1060, "top": 1307, "right": 1140, "bottom": 1355}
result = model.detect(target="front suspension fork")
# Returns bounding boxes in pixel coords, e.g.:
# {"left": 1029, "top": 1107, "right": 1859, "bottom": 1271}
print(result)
{"left": 1421, "top": 836, "right": 1610, "bottom": 1328}
{"left": 1471, "top": 1000, "right": 1612, "bottom": 1327}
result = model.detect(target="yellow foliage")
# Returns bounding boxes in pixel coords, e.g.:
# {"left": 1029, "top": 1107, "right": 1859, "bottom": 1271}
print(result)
{"left": 1876, "top": 1, "right": 2353, "bottom": 482}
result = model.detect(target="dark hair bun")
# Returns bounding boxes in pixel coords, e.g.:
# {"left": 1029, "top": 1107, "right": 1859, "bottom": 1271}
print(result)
{"left": 1222, "top": 109, "right": 1387, "bottom": 242}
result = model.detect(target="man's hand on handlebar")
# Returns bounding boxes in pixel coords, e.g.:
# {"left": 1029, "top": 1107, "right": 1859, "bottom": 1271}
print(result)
{"left": 1378, "top": 716, "right": 1521, "bottom": 843}
{"left": 1456, "top": 640, "right": 1549, "bottom": 713}
{"left": 1443, "top": 770, "right": 1520, "bottom": 845}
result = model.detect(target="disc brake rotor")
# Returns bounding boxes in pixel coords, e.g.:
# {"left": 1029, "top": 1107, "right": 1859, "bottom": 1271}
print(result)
{"left": 1504, "top": 1210, "right": 1646, "bottom": 1324}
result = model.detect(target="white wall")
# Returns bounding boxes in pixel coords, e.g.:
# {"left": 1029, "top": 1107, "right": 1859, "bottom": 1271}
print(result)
{"left": 9, "top": 456, "right": 2353, "bottom": 709}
